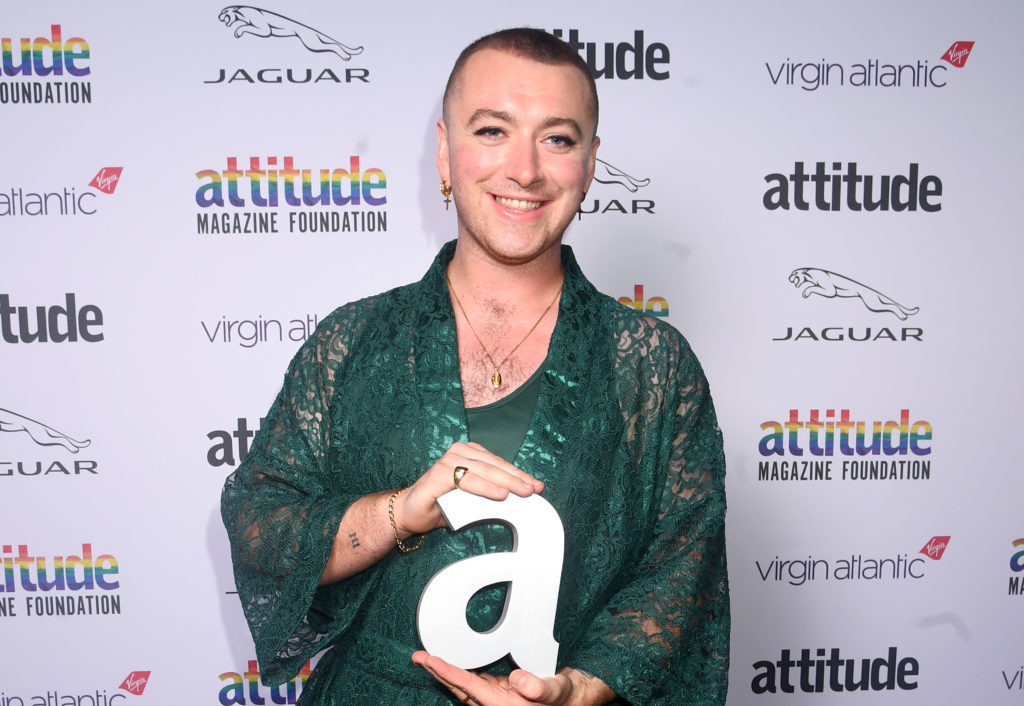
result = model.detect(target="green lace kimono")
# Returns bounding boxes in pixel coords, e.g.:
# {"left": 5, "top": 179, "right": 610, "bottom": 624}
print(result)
{"left": 221, "top": 241, "right": 730, "bottom": 705}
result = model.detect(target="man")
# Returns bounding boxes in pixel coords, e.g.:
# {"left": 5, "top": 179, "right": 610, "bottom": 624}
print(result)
{"left": 222, "top": 27, "right": 729, "bottom": 705}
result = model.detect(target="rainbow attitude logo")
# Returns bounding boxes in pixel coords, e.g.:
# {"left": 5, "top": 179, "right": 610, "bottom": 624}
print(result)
{"left": 1009, "top": 538, "right": 1024, "bottom": 596}
{"left": 218, "top": 660, "right": 310, "bottom": 705}
{"left": 195, "top": 156, "right": 387, "bottom": 235}
{"left": 618, "top": 285, "right": 668, "bottom": 317}
{"left": 0, "top": 25, "right": 92, "bottom": 104}
{"left": 0, "top": 543, "right": 121, "bottom": 618}
{"left": 758, "top": 408, "right": 932, "bottom": 483}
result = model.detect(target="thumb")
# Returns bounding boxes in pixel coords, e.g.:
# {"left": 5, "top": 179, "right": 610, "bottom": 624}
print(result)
{"left": 509, "top": 670, "right": 569, "bottom": 704}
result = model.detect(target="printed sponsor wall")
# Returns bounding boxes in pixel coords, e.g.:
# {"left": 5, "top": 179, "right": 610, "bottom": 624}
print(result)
{"left": 2, "top": 1, "right": 1021, "bottom": 703}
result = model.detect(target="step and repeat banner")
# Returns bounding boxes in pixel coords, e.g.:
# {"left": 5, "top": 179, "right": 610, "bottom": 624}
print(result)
{"left": 3, "top": 1, "right": 1022, "bottom": 704}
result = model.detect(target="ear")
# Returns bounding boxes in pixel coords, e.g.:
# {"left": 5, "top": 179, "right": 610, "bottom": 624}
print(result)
{"left": 582, "top": 135, "right": 601, "bottom": 193}
{"left": 436, "top": 118, "right": 451, "bottom": 185}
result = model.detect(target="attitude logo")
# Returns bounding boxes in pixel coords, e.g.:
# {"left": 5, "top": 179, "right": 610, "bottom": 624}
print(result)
{"left": 1, "top": 406, "right": 98, "bottom": 479}
{"left": 763, "top": 161, "right": 942, "bottom": 213}
{"left": 756, "top": 537, "right": 948, "bottom": 587}
{"left": 203, "top": 312, "right": 321, "bottom": 348}
{"left": 618, "top": 285, "right": 668, "bottom": 317}
{"left": 207, "top": 7, "right": 369, "bottom": 86}
{"left": 579, "top": 157, "right": 655, "bottom": 216}
{"left": 0, "top": 671, "right": 149, "bottom": 704}
{"left": 751, "top": 646, "right": 919, "bottom": 694}
{"left": 208, "top": 417, "right": 264, "bottom": 468}
{"left": 550, "top": 29, "right": 669, "bottom": 80}
{"left": 195, "top": 155, "right": 387, "bottom": 235}
{"left": 765, "top": 41, "right": 975, "bottom": 91}
{"left": 0, "top": 24, "right": 92, "bottom": 105}
{"left": 757, "top": 408, "right": 932, "bottom": 483}
{"left": 0, "top": 542, "right": 121, "bottom": 619}
{"left": 1, "top": 166, "right": 124, "bottom": 217}
{"left": 218, "top": 660, "right": 310, "bottom": 705}
{"left": 774, "top": 268, "right": 923, "bottom": 343}
{"left": 1009, "top": 538, "right": 1024, "bottom": 596}
{"left": 0, "top": 293, "right": 104, "bottom": 343}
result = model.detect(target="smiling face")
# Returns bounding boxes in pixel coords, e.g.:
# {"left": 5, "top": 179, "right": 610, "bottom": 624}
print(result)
{"left": 437, "top": 48, "right": 600, "bottom": 269}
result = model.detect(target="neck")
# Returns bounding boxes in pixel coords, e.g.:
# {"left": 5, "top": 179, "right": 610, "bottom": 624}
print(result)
{"left": 447, "top": 239, "right": 564, "bottom": 308}
{"left": 446, "top": 238, "right": 564, "bottom": 403}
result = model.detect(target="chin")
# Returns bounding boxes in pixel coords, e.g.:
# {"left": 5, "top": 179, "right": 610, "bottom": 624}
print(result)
{"left": 486, "top": 234, "right": 562, "bottom": 264}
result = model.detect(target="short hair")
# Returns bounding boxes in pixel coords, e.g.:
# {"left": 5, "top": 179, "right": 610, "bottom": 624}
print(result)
{"left": 442, "top": 27, "right": 599, "bottom": 137}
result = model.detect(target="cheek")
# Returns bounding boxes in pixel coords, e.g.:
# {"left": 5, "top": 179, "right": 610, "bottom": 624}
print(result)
{"left": 546, "top": 158, "right": 589, "bottom": 192}
{"left": 451, "top": 144, "right": 501, "bottom": 186}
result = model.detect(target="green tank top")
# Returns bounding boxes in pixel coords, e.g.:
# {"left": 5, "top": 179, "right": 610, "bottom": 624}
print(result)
{"left": 464, "top": 363, "right": 544, "bottom": 463}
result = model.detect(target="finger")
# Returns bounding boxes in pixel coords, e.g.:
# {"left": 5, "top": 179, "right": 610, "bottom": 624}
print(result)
{"left": 450, "top": 464, "right": 530, "bottom": 499}
{"left": 460, "top": 442, "right": 540, "bottom": 481}
{"left": 455, "top": 443, "right": 543, "bottom": 489}
{"left": 445, "top": 451, "right": 542, "bottom": 496}
{"left": 414, "top": 653, "right": 493, "bottom": 703}
{"left": 477, "top": 672, "right": 509, "bottom": 688}
{"left": 508, "top": 670, "right": 571, "bottom": 703}
{"left": 412, "top": 652, "right": 470, "bottom": 700}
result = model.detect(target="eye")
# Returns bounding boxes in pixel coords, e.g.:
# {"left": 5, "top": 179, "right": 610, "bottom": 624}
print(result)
{"left": 546, "top": 134, "right": 577, "bottom": 148}
{"left": 474, "top": 126, "right": 505, "bottom": 139}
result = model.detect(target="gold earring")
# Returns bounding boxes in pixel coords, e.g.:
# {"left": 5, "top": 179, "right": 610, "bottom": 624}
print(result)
{"left": 440, "top": 180, "right": 452, "bottom": 211}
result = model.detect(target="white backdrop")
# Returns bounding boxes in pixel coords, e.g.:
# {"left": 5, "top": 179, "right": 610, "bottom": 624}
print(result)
{"left": 3, "top": 1, "right": 1022, "bottom": 704}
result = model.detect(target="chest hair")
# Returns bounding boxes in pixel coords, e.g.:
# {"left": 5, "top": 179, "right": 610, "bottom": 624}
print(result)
{"left": 456, "top": 298, "right": 553, "bottom": 408}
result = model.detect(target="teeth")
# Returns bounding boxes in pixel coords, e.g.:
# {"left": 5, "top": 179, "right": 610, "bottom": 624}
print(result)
{"left": 495, "top": 196, "right": 542, "bottom": 210}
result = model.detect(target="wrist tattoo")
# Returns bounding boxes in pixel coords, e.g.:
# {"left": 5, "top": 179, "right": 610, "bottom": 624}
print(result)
{"left": 349, "top": 531, "right": 360, "bottom": 549}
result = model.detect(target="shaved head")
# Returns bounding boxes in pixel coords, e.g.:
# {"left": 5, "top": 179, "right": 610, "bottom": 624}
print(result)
{"left": 442, "top": 27, "right": 599, "bottom": 138}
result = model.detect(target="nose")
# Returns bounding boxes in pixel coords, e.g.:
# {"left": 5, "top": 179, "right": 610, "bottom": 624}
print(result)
{"left": 503, "top": 136, "right": 541, "bottom": 188}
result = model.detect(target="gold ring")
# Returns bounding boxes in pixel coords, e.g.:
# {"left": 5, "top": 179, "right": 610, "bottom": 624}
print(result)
{"left": 453, "top": 465, "right": 469, "bottom": 488}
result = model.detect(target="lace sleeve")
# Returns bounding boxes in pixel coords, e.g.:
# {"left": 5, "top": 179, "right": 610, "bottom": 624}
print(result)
{"left": 572, "top": 318, "right": 730, "bottom": 705}
{"left": 220, "top": 306, "right": 381, "bottom": 685}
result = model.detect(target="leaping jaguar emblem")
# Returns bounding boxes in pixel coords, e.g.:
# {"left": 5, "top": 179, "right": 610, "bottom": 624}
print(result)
{"left": 593, "top": 158, "right": 651, "bottom": 193}
{"left": 218, "top": 6, "right": 364, "bottom": 61}
{"left": 789, "top": 268, "right": 919, "bottom": 320}
{"left": 0, "top": 408, "right": 91, "bottom": 453}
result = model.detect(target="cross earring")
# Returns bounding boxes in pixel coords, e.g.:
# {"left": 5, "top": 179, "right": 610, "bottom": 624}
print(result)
{"left": 440, "top": 180, "right": 452, "bottom": 211}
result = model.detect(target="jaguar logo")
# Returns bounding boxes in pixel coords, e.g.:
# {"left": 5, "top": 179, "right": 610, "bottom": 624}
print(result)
{"left": 592, "top": 158, "right": 650, "bottom": 193}
{"left": 0, "top": 407, "right": 91, "bottom": 453}
{"left": 218, "top": 6, "right": 363, "bottom": 61}
{"left": 789, "top": 268, "right": 919, "bottom": 320}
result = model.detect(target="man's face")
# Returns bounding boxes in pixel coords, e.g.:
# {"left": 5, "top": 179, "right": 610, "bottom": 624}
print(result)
{"left": 437, "top": 49, "right": 599, "bottom": 268}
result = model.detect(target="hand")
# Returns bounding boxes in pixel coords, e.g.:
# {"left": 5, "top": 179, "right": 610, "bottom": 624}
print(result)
{"left": 412, "top": 651, "right": 573, "bottom": 705}
{"left": 393, "top": 442, "right": 544, "bottom": 538}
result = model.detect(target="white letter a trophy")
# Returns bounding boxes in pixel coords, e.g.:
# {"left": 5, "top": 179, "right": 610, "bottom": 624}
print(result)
{"left": 416, "top": 490, "right": 565, "bottom": 677}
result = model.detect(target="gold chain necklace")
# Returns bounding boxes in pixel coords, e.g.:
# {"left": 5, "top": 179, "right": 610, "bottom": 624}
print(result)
{"left": 446, "top": 272, "right": 562, "bottom": 389}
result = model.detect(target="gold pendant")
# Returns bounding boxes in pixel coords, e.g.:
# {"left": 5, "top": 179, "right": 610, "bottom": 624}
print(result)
{"left": 491, "top": 370, "right": 502, "bottom": 389}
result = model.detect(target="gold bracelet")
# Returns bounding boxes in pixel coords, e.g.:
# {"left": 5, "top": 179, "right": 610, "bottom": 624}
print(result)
{"left": 388, "top": 489, "right": 425, "bottom": 554}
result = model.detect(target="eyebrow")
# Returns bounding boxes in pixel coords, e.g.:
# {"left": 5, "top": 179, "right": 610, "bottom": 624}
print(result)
{"left": 466, "top": 109, "right": 583, "bottom": 138}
